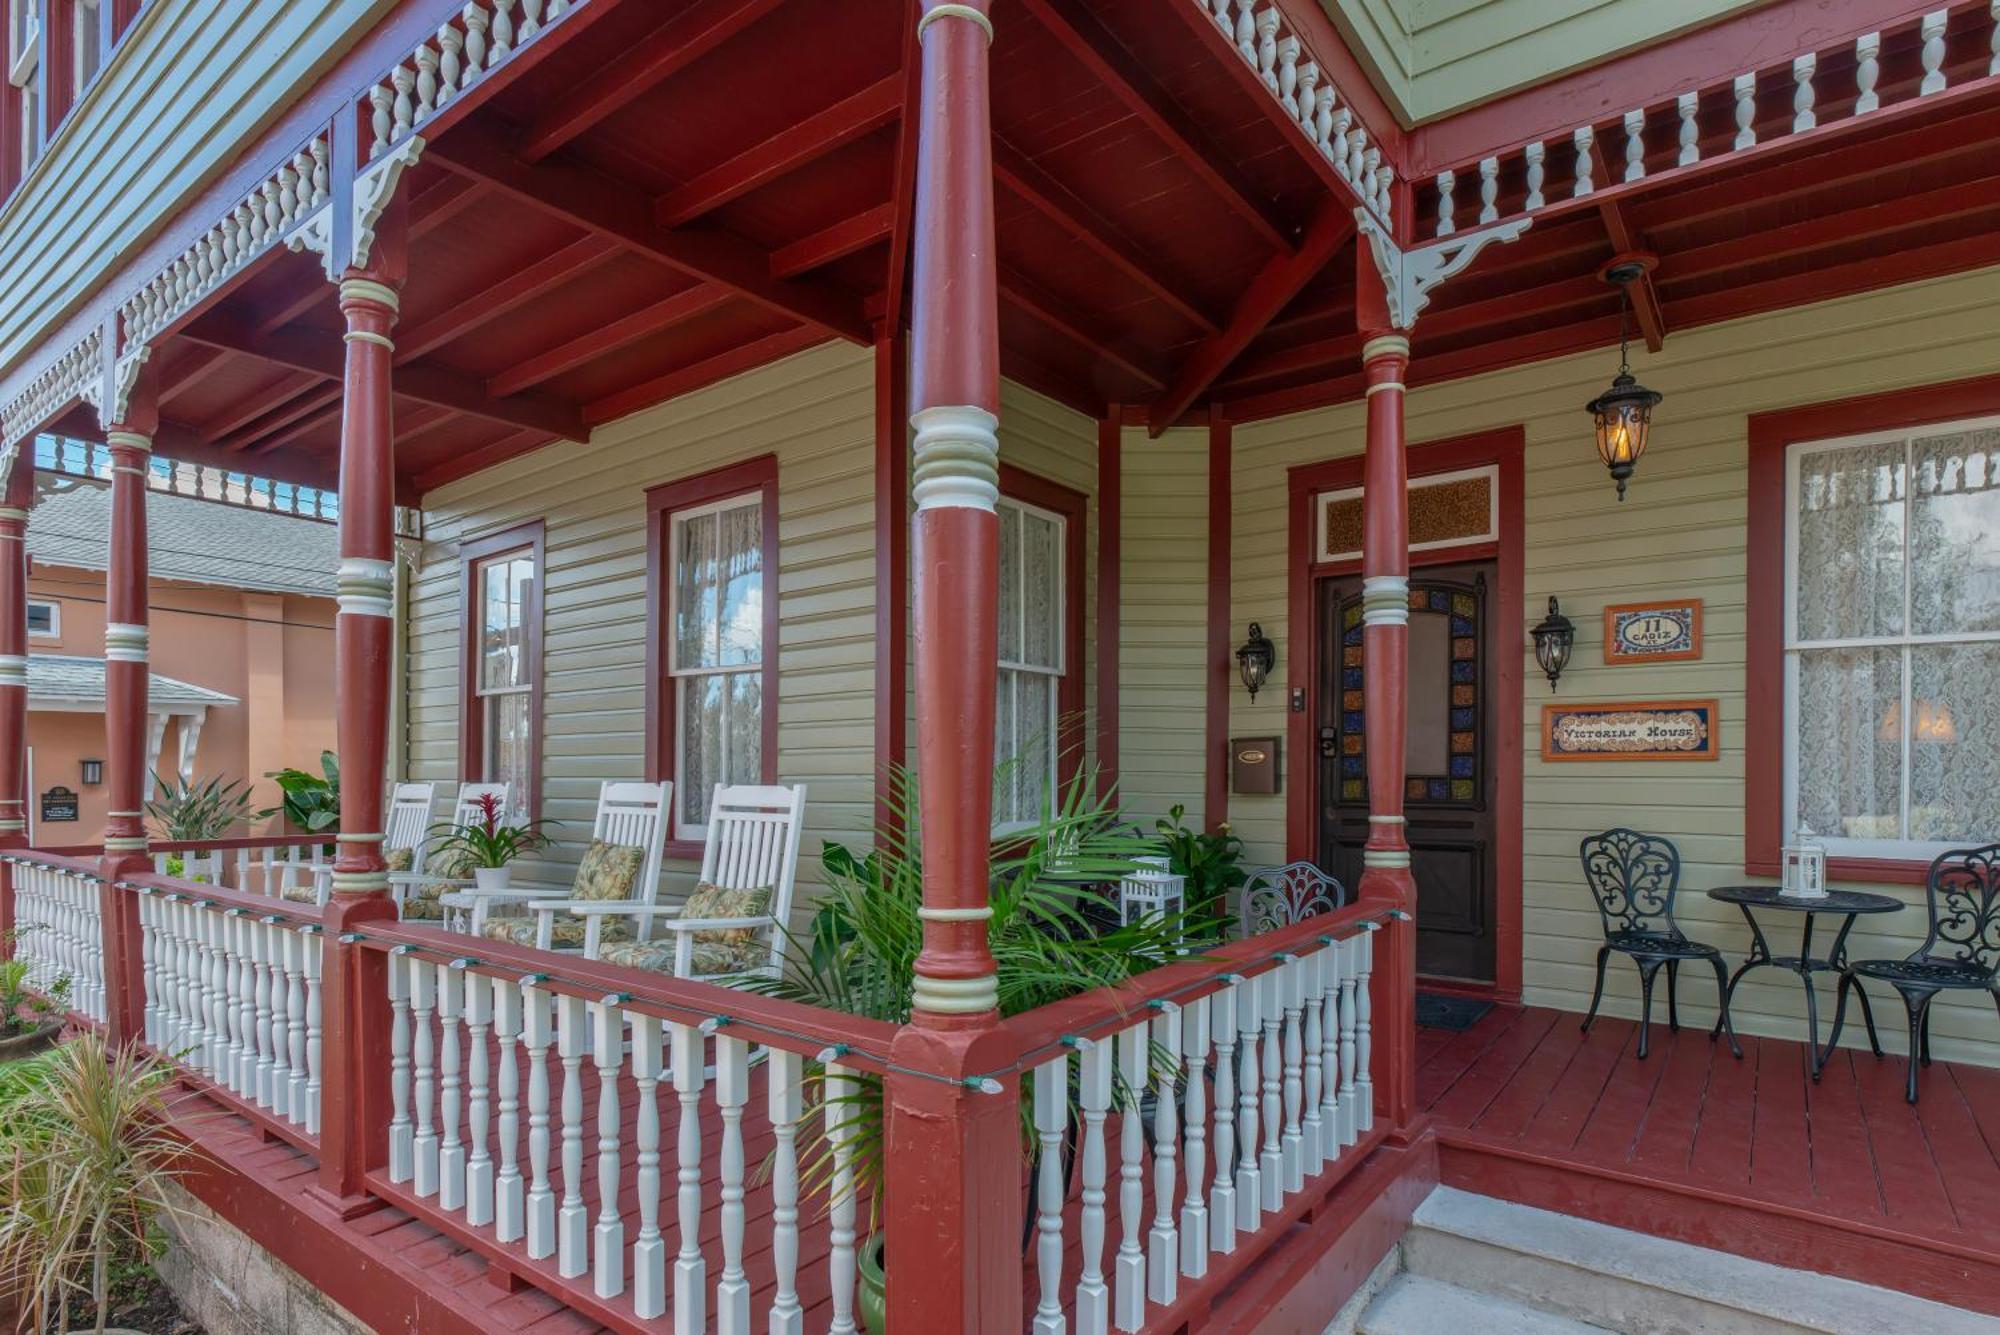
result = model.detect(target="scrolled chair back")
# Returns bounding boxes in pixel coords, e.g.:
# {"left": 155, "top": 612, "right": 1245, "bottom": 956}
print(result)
{"left": 1919, "top": 842, "right": 2000, "bottom": 980}
{"left": 1240, "top": 861, "right": 1346, "bottom": 938}
{"left": 1579, "top": 828, "right": 1683, "bottom": 940}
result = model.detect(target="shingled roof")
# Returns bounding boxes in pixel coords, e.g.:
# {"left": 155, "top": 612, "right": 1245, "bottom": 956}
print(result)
{"left": 27, "top": 654, "right": 237, "bottom": 709}
{"left": 24, "top": 478, "right": 338, "bottom": 598}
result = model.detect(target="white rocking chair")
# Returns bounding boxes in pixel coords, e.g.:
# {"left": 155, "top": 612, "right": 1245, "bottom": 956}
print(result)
{"left": 454, "top": 780, "right": 671, "bottom": 945}
{"left": 290, "top": 781, "right": 438, "bottom": 907}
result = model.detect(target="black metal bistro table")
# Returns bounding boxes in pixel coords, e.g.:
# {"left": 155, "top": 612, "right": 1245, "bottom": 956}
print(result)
{"left": 1706, "top": 885, "right": 1903, "bottom": 1075}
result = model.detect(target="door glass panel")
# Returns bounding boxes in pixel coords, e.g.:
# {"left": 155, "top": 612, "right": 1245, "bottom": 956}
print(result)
{"left": 1406, "top": 613, "right": 1451, "bottom": 774}
{"left": 1337, "top": 581, "right": 1482, "bottom": 807}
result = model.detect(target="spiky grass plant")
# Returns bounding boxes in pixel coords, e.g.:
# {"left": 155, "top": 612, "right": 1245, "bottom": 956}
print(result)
{"left": 0, "top": 1036, "right": 196, "bottom": 1334}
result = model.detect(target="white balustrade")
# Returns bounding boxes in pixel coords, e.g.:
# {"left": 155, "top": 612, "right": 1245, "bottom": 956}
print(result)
{"left": 1677, "top": 92, "right": 1700, "bottom": 165}
{"left": 1572, "top": 125, "right": 1596, "bottom": 197}
{"left": 1435, "top": 170, "right": 1456, "bottom": 236}
{"left": 1623, "top": 109, "right": 1646, "bottom": 181}
{"left": 9, "top": 859, "right": 106, "bottom": 1022}
{"left": 1856, "top": 33, "right": 1882, "bottom": 114}
{"left": 366, "top": 0, "right": 585, "bottom": 158}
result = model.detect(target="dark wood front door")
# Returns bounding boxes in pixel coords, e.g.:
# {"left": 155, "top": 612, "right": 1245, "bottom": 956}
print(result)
{"left": 1318, "top": 561, "right": 1498, "bottom": 985}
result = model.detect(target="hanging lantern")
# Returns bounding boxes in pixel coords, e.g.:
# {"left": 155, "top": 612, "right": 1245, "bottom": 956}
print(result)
{"left": 1586, "top": 259, "right": 1664, "bottom": 502}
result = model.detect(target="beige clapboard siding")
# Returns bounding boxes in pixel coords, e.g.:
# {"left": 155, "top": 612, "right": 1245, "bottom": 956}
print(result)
{"left": 1117, "top": 425, "right": 1209, "bottom": 829}
{"left": 1217, "top": 264, "right": 2000, "bottom": 1065}
{"left": 406, "top": 341, "right": 878, "bottom": 907}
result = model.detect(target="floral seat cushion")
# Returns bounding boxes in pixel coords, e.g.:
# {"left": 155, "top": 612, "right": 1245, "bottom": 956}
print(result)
{"left": 571, "top": 840, "right": 646, "bottom": 900}
{"left": 418, "top": 844, "right": 475, "bottom": 898}
{"left": 597, "top": 936, "right": 767, "bottom": 977}
{"left": 480, "top": 915, "right": 632, "bottom": 950}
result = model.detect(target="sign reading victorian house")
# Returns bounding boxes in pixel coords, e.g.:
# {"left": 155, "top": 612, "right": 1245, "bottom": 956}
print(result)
{"left": 1541, "top": 700, "right": 1721, "bottom": 761}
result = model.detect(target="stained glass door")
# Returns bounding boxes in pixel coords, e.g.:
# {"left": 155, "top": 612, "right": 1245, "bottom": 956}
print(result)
{"left": 1318, "top": 561, "right": 1498, "bottom": 984}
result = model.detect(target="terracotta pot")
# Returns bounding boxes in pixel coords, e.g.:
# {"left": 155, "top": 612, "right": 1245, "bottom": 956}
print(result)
{"left": 0, "top": 1020, "right": 62, "bottom": 1064}
{"left": 858, "top": 1234, "right": 886, "bottom": 1334}
{"left": 474, "top": 865, "right": 512, "bottom": 891}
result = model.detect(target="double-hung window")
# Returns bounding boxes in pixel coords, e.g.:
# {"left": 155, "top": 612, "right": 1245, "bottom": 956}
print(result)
{"left": 474, "top": 552, "right": 536, "bottom": 807}
{"left": 668, "top": 492, "right": 765, "bottom": 839}
{"left": 1784, "top": 416, "right": 2000, "bottom": 858}
{"left": 992, "top": 495, "right": 1066, "bottom": 831}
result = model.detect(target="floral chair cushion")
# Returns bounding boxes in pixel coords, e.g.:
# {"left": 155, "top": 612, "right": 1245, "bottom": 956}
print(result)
{"left": 682, "top": 882, "right": 774, "bottom": 948}
{"left": 480, "top": 915, "right": 632, "bottom": 951}
{"left": 279, "top": 882, "right": 319, "bottom": 905}
{"left": 572, "top": 841, "right": 646, "bottom": 901}
{"left": 597, "top": 936, "right": 767, "bottom": 977}
{"left": 385, "top": 846, "right": 416, "bottom": 873}
{"left": 418, "top": 844, "right": 476, "bottom": 897}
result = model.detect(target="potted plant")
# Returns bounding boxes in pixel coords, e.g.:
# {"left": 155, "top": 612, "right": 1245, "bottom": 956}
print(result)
{"left": 0, "top": 952, "right": 68, "bottom": 1063}
{"left": 265, "top": 751, "right": 340, "bottom": 841}
{"left": 145, "top": 772, "right": 274, "bottom": 884}
{"left": 428, "top": 791, "right": 555, "bottom": 890}
{"left": 1154, "top": 802, "right": 1247, "bottom": 941}
{"left": 0, "top": 1035, "right": 195, "bottom": 1335}
{"left": 751, "top": 765, "right": 1205, "bottom": 1331}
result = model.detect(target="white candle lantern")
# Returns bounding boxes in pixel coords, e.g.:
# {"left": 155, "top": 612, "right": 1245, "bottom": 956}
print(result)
{"left": 1779, "top": 842, "right": 1827, "bottom": 899}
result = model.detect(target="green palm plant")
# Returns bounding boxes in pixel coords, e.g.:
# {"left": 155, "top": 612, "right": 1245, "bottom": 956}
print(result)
{"left": 0, "top": 1035, "right": 196, "bottom": 1334}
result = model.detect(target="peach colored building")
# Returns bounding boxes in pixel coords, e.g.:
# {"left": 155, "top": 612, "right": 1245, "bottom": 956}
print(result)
{"left": 21, "top": 469, "right": 337, "bottom": 839}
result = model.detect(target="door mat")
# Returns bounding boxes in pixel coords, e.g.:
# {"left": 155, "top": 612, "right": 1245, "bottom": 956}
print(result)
{"left": 1416, "top": 992, "right": 1494, "bottom": 1032}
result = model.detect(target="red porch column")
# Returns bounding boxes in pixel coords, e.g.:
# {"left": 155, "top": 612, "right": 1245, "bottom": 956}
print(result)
{"left": 886, "top": 1, "right": 1023, "bottom": 1330}
{"left": 315, "top": 228, "right": 406, "bottom": 1211}
{"left": 1357, "top": 331, "right": 1420, "bottom": 1134}
{"left": 0, "top": 454, "right": 31, "bottom": 952}
{"left": 98, "top": 374, "right": 160, "bottom": 1045}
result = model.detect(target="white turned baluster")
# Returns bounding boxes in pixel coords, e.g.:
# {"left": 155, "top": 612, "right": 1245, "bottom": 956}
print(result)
{"left": 238, "top": 915, "right": 260, "bottom": 1095}
{"left": 827, "top": 1057, "right": 860, "bottom": 1335}
{"left": 1149, "top": 1002, "right": 1182, "bottom": 1307}
{"left": 391, "top": 65, "right": 415, "bottom": 142}
{"left": 1434, "top": 170, "right": 1455, "bottom": 237}
{"left": 1478, "top": 157, "right": 1498, "bottom": 223}
{"left": 1920, "top": 10, "right": 1948, "bottom": 94}
{"left": 1338, "top": 939, "right": 1359, "bottom": 1147}
{"left": 1301, "top": 950, "right": 1325, "bottom": 1177}
{"left": 1281, "top": 960, "right": 1305, "bottom": 1192}
{"left": 1855, "top": 34, "right": 1881, "bottom": 113}
{"left": 493, "top": 978, "right": 524, "bottom": 1242}
{"left": 437, "top": 25, "right": 462, "bottom": 102}
{"left": 767, "top": 1049, "right": 804, "bottom": 1335}
{"left": 1623, "top": 109, "right": 1645, "bottom": 181}
{"left": 1524, "top": 140, "right": 1545, "bottom": 210}
{"left": 139, "top": 895, "right": 158, "bottom": 1046}
{"left": 264, "top": 921, "right": 289, "bottom": 1110}
{"left": 285, "top": 929, "right": 307, "bottom": 1123}
{"left": 1210, "top": 0, "right": 1231, "bottom": 38}
{"left": 1572, "top": 125, "right": 1595, "bottom": 197}
{"left": 1356, "top": 926, "right": 1377, "bottom": 1132}
{"left": 1115, "top": 1023, "right": 1147, "bottom": 1332}
{"left": 1362, "top": 146, "right": 1383, "bottom": 210}
{"left": 1235, "top": 974, "right": 1261, "bottom": 1235}
{"left": 303, "top": 927, "right": 322, "bottom": 1134}
{"left": 415, "top": 44, "right": 439, "bottom": 121}
{"left": 1234, "top": 0, "right": 1255, "bottom": 61}
{"left": 368, "top": 86, "right": 392, "bottom": 157}
{"left": 1330, "top": 107, "right": 1353, "bottom": 179}
{"left": 589, "top": 998, "right": 623, "bottom": 1298}
{"left": 1319, "top": 943, "right": 1342, "bottom": 1161}
{"left": 1276, "top": 34, "right": 1299, "bottom": 112}
{"left": 437, "top": 965, "right": 466, "bottom": 1212}
{"left": 555, "top": 994, "right": 588, "bottom": 1277}
{"left": 1032, "top": 1055, "right": 1068, "bottom": 1335}
{"left": 1179, "top": 996, "right": 1211, "bottom": 1279}
{"left": 1347, "top": 126, "right": 1369, "bottom": 191}
{"left": 630, "top": 1015, "right": 666, "bottom": 1320}
{"left": 1076, "top": 1038, "right": 1112, "bottom": 1335}
{"left": 523, "top": 980, "right": 556, "bottom": 1259}
{"left": 1260, "top": 971, "right": 1284, "bottom": 1212}
{"left": 221, "top": 912, "right": 245, "bottom": 1092}
{"left": 1296, "top": 63, "right": 1319, "bottom": 138}
{"left": 464, "top": 974, "right": 494, "bottom": 1227}
{"left": 1209, "top": 980, "right": 1238, "bottom": 1253}
{"left": 521, "top": 0, "right": 544, "bottom": 38}
{"left": 1792, "top": 53, "right": 1816, "bottom": 132}
{"left": 1733, "top": 73, "right": 1757, "bottom": 149}
{"left": 715, "top": 1034, "right": 750, "bottom": 1334}
{"left": 1255, "top": 9, "right": 1279, "bottom": 88}
{"left": 1677, "top": 92, "right": 1700, "bottom": 165}
{"left": 1314, "top": 82, "right": 1335, "bottom": 154}
{"left": 671, "top": 1022, "right": 708, "bottom": 1334}
{"left": 462, "top": 5, "right": 489, "bottom": 82}
{"left": 410, "top": 957, "right": 439, "bottom": 1196}
{"left": 492, "top": 0, "right": 517, "bottom": 62}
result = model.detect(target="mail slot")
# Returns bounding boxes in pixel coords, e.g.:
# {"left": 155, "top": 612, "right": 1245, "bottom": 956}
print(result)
{"left": 1230, "top": 736, "right": 1280, "bottom": 795}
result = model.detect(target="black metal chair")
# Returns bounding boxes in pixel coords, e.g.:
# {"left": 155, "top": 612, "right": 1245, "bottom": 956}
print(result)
{"left": 1579, "top": 829, "right": 1739, "bottom": 1060}
{"left": 1826, "top": 842, "right": 2000, "bottom": 1104}
{"left": 1239, "top": 861, "right": 1346, "bottom": 937}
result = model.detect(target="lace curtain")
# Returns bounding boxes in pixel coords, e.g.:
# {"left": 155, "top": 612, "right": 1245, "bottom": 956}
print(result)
{"left": 1792, "top": 425, "right": 2000, "bottom": 847}
{"left": 671, "top": 497, "right": 765, "bottom": 829}
{"left": 994, "top": 499, "right": 1064, "bottom": 828}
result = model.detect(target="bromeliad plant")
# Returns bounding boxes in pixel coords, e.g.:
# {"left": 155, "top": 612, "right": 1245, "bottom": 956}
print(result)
{"left": 265, "top": 751, "right": 341, "bottom": 836}
{"left": 428, "top": 791, "right": 555, "bottom": 869}
{"left": 144, "top": 772, "right": 273, "bottom": 842}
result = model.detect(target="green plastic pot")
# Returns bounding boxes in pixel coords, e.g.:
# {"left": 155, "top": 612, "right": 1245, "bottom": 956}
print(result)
{"left": 859, "top": 1234, "right": 886, "bottom": 1333}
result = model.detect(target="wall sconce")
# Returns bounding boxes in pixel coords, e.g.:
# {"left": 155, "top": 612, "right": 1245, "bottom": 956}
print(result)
{"left": 1531, "top": 598, "right": 1575, "bottom": 692}
{"left": 1236, "top": 622, "right": 1275, "bottom": 701}
{"left": 79, "top": 758, "right": 104, "bottom": 786}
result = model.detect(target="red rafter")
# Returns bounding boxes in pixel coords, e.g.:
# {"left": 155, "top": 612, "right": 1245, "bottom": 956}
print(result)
{"left": 771, "top": 204, "right": 894, "bottom": 279}
{"left": 205, "top": 370, "right": 326, "bottom": 440}
{"left": 517, "top": 0, "right": 787, "bottom": 163}
{"left": 999, "top": 266, "right": 1164, "bottom": 391}
{"left": 486, "top": 284, "right": 733, "bottom": 397}
{"left": 1150, "top": 201, "right": 1352, "bottom": 433}
{"left": 654, "top": 76, "right": 900, "bottom": 228}
{"left": 582, "top": 326, "right": 829, "bottom": 426}
{"left": 1598, "top": 201, "right": 1666, "bottom": 353}
{"left": 397, "top": 236, "right": 620, "bottom": 363}
{"left": 215, "top": 384, "right": 341, "bottom": 453}
{"left": 1015, "top": 0, "right": 1290, "bottom": 252}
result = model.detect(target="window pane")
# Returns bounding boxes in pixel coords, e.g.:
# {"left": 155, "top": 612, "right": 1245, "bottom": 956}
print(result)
{"left": 25, "top": 602, "right": 51, "bottom": 634}
{"left": 1016, "top": 670, "right": 1055, "bottom": 821}
{"left": 992, "top": 669, "right": 1017, "bottom": 826}
{"left": 484, "top": 692, "right": 532, "bottom": 801}
{"left": 718, "top": 500, "right": 763, "bottom": 667}
{"left": 997, "top": 504, "right": 1022, "bottom": 663}
{"left": 1907, "top": 643, "right": 2000, "bottom": 843}
{"left": 727, "top": 671, "right": 762, "bottom": 790}
{"left": 1795, "top": 441, "right": 1905, "bottom": 641}
{"left": 480, "top": 558, "right": 528, "bottom": 692}
{"left": 1021, "top": 511, "right": 1060, "bottom": 671}
{"left": 1910, "top": 427, "right": 2000, "bottom": 635}
{"left": 1795, "top": 647, "right": 1902, "bottom": 841}
{"left": 674, "top": 512, "right": 718, "bottom": 671}
{"left": 680, "top": 674, "right": 724, "bottom": 827}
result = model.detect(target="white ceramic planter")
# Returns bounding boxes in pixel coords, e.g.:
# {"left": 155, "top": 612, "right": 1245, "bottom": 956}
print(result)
{"left": 474, "top": 865, "right": 512, "bottom": 891}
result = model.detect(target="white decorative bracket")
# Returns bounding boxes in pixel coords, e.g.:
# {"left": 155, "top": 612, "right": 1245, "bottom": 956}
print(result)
{"left": 1355, "top": 208, "right": 1533, "bottom": 330}
{"left": 285, "top": 205, "right": 336, "bottom": 277}
{"left": 351, "top": 135, "right": 426, "bottom": 275}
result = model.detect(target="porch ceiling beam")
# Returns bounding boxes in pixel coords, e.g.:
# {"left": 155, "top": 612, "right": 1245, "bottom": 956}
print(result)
{"left": 653, "top": 76, "right": 902, "bottom": 228}
{"left": 214, "top": 384, "right": 341, "bottom": 454}
{"left": 396, "top": 235, "right": 622, "bottom": 363}
{"left": 431, "top": 118, "right": 872, "bottom": 345}
{"left": 1149, "top": 200, "right": 1352, "bottom": 433}
{"left": 205, "top": 370, "right": 327, "bottom": 441}
{"left": 1597, "top": 199, "right": 1666, "bottom": 353}
{"left": 155, "top": 345, "right": 228, "bottom": 408}
{"left": 772, "top": 203, "right": 894, "bottom": 280}
{"left": 516, "top": 0, "right": 787, "bottom": 163}
{"left": 179, "top": 310, "right": 588, "bottom": 442}
{"left": 1668, "top": 172, "right": 2000, "bottom": 283}
{"left": 999, "top": 266, "right": 1165, "bottom": 391}
{"left": 582, "top": 325, "right": 828, "bottom": 426}
{"left": 486, "top": 283, "right": 733, "bottom": 397}
{"left": 992, "top": 139, "right": 1218, "bottom": 336}
{"left": 1014, "top": 0, "right": 1290, "bottom": 253}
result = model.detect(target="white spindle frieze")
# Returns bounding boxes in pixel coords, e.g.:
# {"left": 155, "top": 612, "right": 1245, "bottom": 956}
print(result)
{"left": 366, "top": 0, "right": 587, "bottom": 160}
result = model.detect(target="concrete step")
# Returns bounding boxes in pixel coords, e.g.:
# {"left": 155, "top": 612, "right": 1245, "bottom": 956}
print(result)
{"left": 1399, "top": 1187, "right": 1999, "bottom": 1335}
{"left": 1358, "top": 1274, "right": 1609, "bottom": 1335}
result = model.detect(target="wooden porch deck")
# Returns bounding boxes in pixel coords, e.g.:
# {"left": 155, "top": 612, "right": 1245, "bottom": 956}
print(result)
{"left": 1418, "top": 1005, "right": 2000, "bottom": 1316}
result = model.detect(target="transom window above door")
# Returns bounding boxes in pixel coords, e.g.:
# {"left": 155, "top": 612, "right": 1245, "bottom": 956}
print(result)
{"left": 1784, "top": 416, "right": 2000, "bottom": 857}
{"left": 669, "top": 493, "right": 764, "bottom": 838}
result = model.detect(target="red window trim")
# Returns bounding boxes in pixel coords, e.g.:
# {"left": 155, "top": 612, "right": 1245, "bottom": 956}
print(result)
{"left": 997, "top": 462, "right": 1089, "bottom": 804}
{"left": 643, "top": 454, "right": 781, "bottom": 860}
{"left": 1745, "top": 371, "right": 2000, "bottom": 886}
{"left": 458, "top": 519, "right": 547, "bottom": 821}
